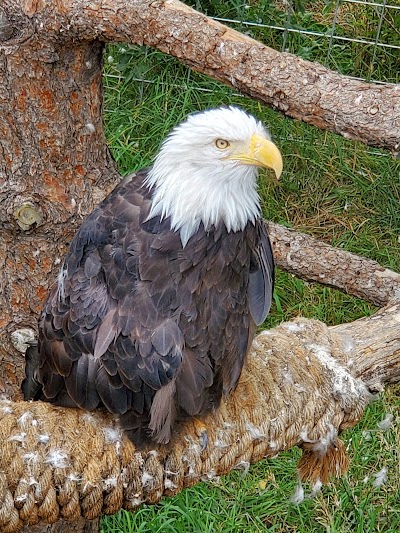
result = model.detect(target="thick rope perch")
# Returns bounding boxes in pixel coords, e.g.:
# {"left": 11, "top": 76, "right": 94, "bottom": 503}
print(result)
{"left": 4, "top": 305, "right": 399, "bottom": 532}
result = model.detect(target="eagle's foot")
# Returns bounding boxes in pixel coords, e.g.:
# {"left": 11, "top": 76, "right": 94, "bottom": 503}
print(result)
{"left": 193, "top": 418, "right": 209, "bottom": 451}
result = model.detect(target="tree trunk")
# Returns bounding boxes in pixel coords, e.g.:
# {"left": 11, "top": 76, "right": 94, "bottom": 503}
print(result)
{"left": 0, "top": 17, "right": 119, "bottom": 531}
{"left": 0, "top": 34, "right": 119, "bottom": 399}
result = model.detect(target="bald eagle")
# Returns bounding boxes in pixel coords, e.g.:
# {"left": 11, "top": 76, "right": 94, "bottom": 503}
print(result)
{"left": 23, "top": 107, "right": 282, "bottom": 446}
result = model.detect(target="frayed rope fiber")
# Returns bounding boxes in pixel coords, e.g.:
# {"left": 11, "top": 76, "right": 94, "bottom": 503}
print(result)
{"left": 0, "top": 319, "right": 371, "bottom": 532}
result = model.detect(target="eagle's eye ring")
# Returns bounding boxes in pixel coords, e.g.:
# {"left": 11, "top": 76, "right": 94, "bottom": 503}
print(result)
{"left": 215, "top": 139, "right": 230, "bottom": 150}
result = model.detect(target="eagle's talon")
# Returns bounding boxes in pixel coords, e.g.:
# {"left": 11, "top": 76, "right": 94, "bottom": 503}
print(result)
{"left": 193, "top": 418, "right": 209, "bottom": 451}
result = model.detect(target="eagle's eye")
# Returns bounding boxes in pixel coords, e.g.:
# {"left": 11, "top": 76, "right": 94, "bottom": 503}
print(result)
{"left": 215, "top": 139, "right": 230, "bottom": 150}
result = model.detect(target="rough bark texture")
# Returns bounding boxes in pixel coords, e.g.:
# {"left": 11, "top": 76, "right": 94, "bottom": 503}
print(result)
{"left": 334, "top": 304, "right": 400, "bottom": 391}
{"left": 1, "top": 1, "right": 399, "bottom": 154}
{"left": 268, "top": 223, "right": 400, "bottom": 308}
{"left": 0, "top": 27, "right": 119, "bottom": 399}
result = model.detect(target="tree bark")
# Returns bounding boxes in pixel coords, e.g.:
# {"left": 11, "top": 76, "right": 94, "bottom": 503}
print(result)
{"left": 0, "top": 29, "right": 119, "bottom": 399}
{"left": 268, "top": 223, "right": 400, "bottom": 308}
{"left": 1, "top": 1, "right": 399, "bottom": 154}
{"left": 333, "top": 304, "right": 400, "bottom": 390}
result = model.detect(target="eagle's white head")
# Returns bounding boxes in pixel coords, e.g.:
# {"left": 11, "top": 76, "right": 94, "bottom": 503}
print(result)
{"left": 145, "top": 106, "right": 283, "bottom": 246}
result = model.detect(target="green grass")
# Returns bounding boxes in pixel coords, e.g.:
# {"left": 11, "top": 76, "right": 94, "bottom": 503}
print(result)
{"left": 101, "top": 393, "right": 400, "bottom": 532}
{"left": 101, "top": 1, "right": 400, "bottom": 530}
{"left": 187, "top": 0, "right": 400, "bottom": 83}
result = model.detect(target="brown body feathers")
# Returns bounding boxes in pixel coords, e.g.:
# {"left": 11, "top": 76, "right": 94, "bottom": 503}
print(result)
{"left": 22, "top": 107, "right": 279, "bottom": 446}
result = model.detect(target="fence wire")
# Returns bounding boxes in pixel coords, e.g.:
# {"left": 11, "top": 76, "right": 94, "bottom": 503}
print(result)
{"left": 206, "top": 0, "right": 400, "bottom": 85}
{"left": 105, "top": 1, "right": 399, "bottom": 157}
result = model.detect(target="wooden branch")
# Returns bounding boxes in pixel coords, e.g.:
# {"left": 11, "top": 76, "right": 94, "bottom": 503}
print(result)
{"left": 2, "top": 1, "right": 400, "bottom": 153}
{"left": 268, "top": 223, "right": 400, "bottom": 307}
{"left": 333, "top": 304, "right": 400, "bottom": 391}
{"left": 1, "top": 305, "right": 399, "bottom": 531}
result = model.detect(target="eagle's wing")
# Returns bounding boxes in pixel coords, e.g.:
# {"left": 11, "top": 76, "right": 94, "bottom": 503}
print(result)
{"left": 35, "top": 172, "right": 185, "bottom": 439}
{"left": 248, "top": 220, "right": 275, "bottom": 326}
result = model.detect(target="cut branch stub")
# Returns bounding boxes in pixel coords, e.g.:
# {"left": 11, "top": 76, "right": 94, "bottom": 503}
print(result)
{"left": 334, "top": 304, "right": 400, "bottom": 391}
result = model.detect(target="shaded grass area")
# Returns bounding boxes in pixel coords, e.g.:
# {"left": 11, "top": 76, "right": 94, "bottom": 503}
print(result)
{"left": 101, "top": 8, "right": 400, "bottom": 530}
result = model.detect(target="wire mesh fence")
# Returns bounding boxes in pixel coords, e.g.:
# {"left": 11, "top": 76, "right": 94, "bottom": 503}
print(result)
{"left": 201, "top": 0, "right": 400, "bottom": 84}
{"left": 104, "top": 0, "right": 399, "bottom": 165}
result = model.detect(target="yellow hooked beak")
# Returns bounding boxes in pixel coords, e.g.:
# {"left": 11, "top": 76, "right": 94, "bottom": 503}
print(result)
{"left": 229, "top": 133, "right": 283, "bottom": 179}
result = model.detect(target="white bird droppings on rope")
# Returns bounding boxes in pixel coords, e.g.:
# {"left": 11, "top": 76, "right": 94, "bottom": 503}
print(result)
{"left": 102, "top": 476, "right": 118, "bottom": 490}
{"left": 8, "top": 432, "right": 26, "bottom": 443}
{"left": 38, "top": 434, "right": 50, "bottom": 444}
{"left": 22, "top": 452, "right": 39, "bottom": 465}
{"left": 164, "top": 478, "right": 177, "bottom": 490}
{"left": 300, "top": 424, "right": 337, "bottom": 455}
{"left": 17, "top": 411, "right": 37, "bottom": 429}
{"left": 283, "top": 322, "right": 306, "bottom": 333}
{"left": 306, "top": 343, "right": 370, "bottom": 407}
{"left": 246, "top": 422, "right": 267, "bottom": 440}
{"left": 45, "top": 450, "right": 70, "bottom": 468}
{"left": 142, "top": 472, "right": 154, "bottom": 486}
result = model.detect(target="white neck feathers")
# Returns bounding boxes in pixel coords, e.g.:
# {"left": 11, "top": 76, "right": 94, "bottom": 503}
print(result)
{"left": 144, "top": 107, "right": 267, "bottom": 247}
{"left": 146, "top": 160, "right": 260, "bottom": 246}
